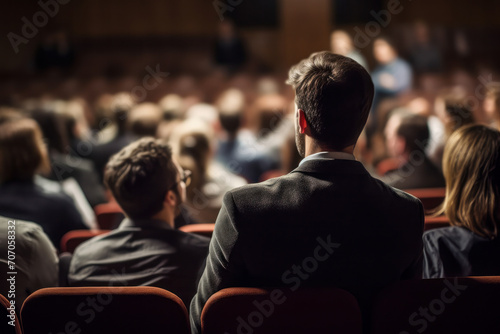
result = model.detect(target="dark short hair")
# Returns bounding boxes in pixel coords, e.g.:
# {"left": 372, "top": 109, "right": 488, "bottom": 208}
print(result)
{"left": 0, "top": 118, "right": 49, "bottom": 183}
{"left": 286, "top": 51, "right": 374, "bottom": 150}
{"left": 104, "top": 138, "right": 178, "bottom": 220}
{"left": 396, "top": 114, "right": 430, "bottom": 152}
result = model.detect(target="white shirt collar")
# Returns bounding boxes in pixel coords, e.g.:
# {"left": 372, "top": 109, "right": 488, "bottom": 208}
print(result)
{"left": 299, "top": 151, "right": 355, "bottom": 166}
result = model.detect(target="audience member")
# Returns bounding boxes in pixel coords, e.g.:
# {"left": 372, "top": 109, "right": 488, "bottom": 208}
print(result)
{"left": 0, "top": 216, "right": 58, "bottom": 306}
{"left": 213, "top": 20, "right": 247, "bottom": 73}
{"left": 408, "top": 21, "right": 443, "bottom": 74}
{"left": 214, "top": 89, "right": 280, "bottom": 182}
{"left": 423, "top": 124, "right": 500, "bottom": 278}
{"left": 330, "top": 30, "right": 368, "bottom": 69}
{"left": 484, "top": 82, "right": 500, "bottom": 129}
{"left": 171, "top": 118, "right": 246, "bottom": 224}
{"left": 69, "top": 138, "right": 210, "bottom": 306}
{"left": 128, "top": 102, "right": 163, "bottom": 137}
{"left": 190, "top": 52, "right": 424, "bottom": 333}
{"left": 381, "top": 111, "right": 445, "bottom": 189}
{"left": 30, "top": 107, "right": 106, "bottom": 208}
{"left": 431, "top": 88, "right": 475, "bottom": 168}
{"left": 90, "top": 93, "right": 137, "bottom": 181}
{"left": 0, "top": 118, "right": 87, "bottom": 249}
{"left": 371, "top": 36, "right": 413, "bottom": 127}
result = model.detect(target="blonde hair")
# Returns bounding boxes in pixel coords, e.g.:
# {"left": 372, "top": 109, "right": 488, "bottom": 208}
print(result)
{"left": 436, "top": 124, "right": 500, "bottom": 239}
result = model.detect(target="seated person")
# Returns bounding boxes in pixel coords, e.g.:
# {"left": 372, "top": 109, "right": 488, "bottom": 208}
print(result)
{"left": 423, "top": 124, "right": 500, "bottom": 278}
{"left": 69, "top": 138, "right": 210, "bottom": 306}
{"left": 0, "top": 216, "right": 58, "bottom": 306}
{"left": 381, "top": 110, "right": 445, "bottom": 189}
{"left": 0, "top": 118, "right": 87, "bottom": 249}
{"left": 171, "top": 119, "right": 246, "bottom": 224}
{"left": 484, "top": 82, "right": 500, "bottom": 130}
{"left": 190, "top": 52, "right": 424, "bottom": 333}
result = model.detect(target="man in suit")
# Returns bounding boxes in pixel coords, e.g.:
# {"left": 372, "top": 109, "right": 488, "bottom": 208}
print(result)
{"left": 69, "top": 138, "right": 209, "bottom": 307}
{"left": 190, "top": 52, "right": 424, "bottom": 332}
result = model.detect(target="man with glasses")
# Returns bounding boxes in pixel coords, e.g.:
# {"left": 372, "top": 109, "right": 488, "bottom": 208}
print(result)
{"left": 69, "top": 138, "right": 209, "bottom": 306}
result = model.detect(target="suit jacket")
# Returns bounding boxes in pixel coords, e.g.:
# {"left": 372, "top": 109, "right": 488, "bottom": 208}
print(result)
{"left": 0, "top": 180, "right": 87, "bottom": 249}
{"left": 190, "top": 158, "right": 424, "bottom": 333}
{"left": 69, "top": 218, "right": 210, "bottom": 306}
{"left": 381, "top": 156, "right": 445, "bottom": 190}
{"left": 423, "top": 226, "right": 500, "bottom": 278}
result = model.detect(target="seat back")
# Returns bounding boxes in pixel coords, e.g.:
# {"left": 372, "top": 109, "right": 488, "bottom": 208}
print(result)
{"left": 424, "top": 215, "right": 450, "bottom": 231}
{"left": 179, "top": 224, "right": 215, "bottom": 238}
{"left": 60, "top": 230, "right": 111, "bottom": 253}
{"left": 21, "top": 286, "right": 190, "bottom": 334}
{"left": 94, "top": 201, "right": 124, "bottom": 229}
{"left": 0, "top": 293, "right": 21, "bottom": 334}
{"left": 370, "top": 277, "right": 500, "bottom": 334}
{"left": 58, "top": 252, "right": 73, "bottom": 287}
{"left": 405, "top": 187, "right": 446, "bottom": 213}
{"left": 201, "top": 287, "right": 362, "bottom": 334}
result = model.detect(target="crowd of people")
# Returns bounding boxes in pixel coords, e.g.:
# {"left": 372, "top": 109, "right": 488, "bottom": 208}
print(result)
{"left": 1, "top": 24, "right": 500, "bottom": 331}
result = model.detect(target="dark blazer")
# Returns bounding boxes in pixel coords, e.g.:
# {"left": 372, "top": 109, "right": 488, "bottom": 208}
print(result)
{"left": 0, "top": 180, "right": 87, "bottom": 249}
{"left": 381, "top": 156, "right": 445, "bottom": 190}
{"left": 69, "top": 218, "right": 210, "bottom": 307}
{"left": 423, "top": 226, "right": 500, "bottom": 278}
{"left": 189, "top": 158, "right": 424, "bottom": 333}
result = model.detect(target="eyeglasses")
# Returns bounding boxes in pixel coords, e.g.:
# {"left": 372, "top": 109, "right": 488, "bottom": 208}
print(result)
{"left": 173, "top": 169, "right": 192, "bottom": 188}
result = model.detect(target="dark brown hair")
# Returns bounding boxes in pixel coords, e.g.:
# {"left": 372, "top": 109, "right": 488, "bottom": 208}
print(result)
{"left": 104, "top": 137, "right": 178, "bottom": 219}
{"left": 286, "top": 51, "right": 374, "bottom": 150}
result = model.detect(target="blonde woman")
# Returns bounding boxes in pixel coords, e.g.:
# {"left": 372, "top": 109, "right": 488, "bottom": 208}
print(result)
{"left": 423, "top": 124, "right": 500, "bottom": 278}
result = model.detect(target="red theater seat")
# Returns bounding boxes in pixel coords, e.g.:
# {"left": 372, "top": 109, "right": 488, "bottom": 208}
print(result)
{"left": 20, "top": 286, "right": 190, "bottom": 334}
{"left": 405, "top": 187, "right": 446, "bottom": 213}
{"left": 179, "top": 224, "right": 215, "bottom": 238}
{"left": 94, "top": 201, "right": 124, "bottom": 229}
{"left": 201, "top": 287, "right": 362, "bottom": 334}
{"left": 60, "top": 230, "right": 111, "bottom": 253}
{"left": 0, "top": 293, "right": 21, "bottom": 334}
{"left": 370, "top": 276, "right": 500, "bottom": 334}
{"left": 424, "top": 215, "right": 450, "bottom": 231}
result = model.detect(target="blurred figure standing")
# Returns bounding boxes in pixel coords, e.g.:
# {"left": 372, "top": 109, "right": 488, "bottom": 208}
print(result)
{"left": 408, "top": 21, "right": 443, "bottom": 74}
{"left": 213, "top": 20, "right": 247, "bottom": 73}
{"left": 371, "top": 36, "right": 413, "bottom": 126}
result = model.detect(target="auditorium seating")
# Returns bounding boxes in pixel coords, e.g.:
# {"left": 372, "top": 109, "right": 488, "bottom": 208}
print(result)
{"left": 370, "top": 276, "right": 500, "bottom": 334}
{"left": 424, "top": 215, "right": 450, "bottom": 231}
{"left": 94, "top": 201, "right": 125, "bottom": 229}
{"left": 179, "top": 224, "right": 215, "bottom": 238}
{"left": 405, "top": 187, "right": 446, "bottom": 212}
{"left": 20, "top": 286, "right": 190, "bottom": 334}
{"left": 200, "top": 287, "right": 362, "bottom": 334}
{"left": 10, "top": 277, "right": 500, "bottom": 332}
{"left": 60, "top": 230, "right": 111, "bottom": 253}
{"left": 58, "top": 252, "right": 73, "bottom": 287}
{"left": 0, "top": 293, "right": 21, "bottom": 334}
{"left": 376, "top": 157, "right": 400, "bottom": 176}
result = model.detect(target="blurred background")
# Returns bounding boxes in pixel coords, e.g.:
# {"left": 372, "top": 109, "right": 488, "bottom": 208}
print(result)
{"left": 1, "top": 0, "right": 500, "bottom": 226}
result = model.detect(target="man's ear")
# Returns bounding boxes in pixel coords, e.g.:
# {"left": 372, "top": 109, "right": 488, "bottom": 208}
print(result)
{"left": 165, "top": 190, "right": 177, "bottom": 207}
{"left": 298, "top": 109, "right": 308, "bottom": 134}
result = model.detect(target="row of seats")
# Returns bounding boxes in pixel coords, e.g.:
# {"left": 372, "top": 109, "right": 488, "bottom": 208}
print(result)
{"left": 93, "top": 188, "right": 446, "bottom": 230}
{"left": 61, "top": 214, "right": 449, "bottom": 253}
{"left": 3, "top": 276, "right": 500, "bottom": 334}
{"left": 60, "top": 224, "right": 215, "bottom": 253}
